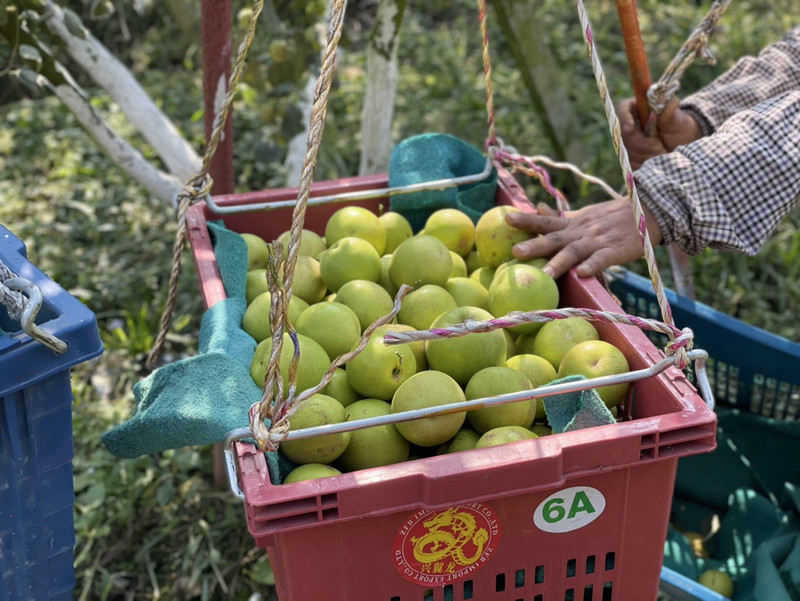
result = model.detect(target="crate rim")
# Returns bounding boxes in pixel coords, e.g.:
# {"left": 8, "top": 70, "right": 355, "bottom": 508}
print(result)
{"left": 606, "top": 266, "right": 800, "bottom": 355}
{"left": 1, "top": 225, "right": 104, "bottom": 397}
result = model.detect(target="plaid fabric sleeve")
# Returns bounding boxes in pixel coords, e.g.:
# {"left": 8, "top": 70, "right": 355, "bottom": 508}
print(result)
{"left": 635, "top": 90, "right": 800, "bottom": 255}
{"left": 679, "top": 26, "right": 800, "bottom": 134}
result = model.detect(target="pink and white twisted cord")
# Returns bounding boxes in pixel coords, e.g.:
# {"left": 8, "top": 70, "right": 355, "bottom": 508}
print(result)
{"left": 494, "top": 147, "right": 581, "bottom": 215}
{"left": 573, "top": 0, "right": 688, "bottom": 367}
{"left": 383, "top": 308, "right": 694, "bottom": 362}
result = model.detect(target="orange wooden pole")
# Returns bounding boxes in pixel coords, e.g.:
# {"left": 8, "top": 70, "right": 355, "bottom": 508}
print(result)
{"left": 615, "top": 0, "right": 653, "bottom": 129}
{"left": 615, "top": 0, "right": 696, "bottom": 299}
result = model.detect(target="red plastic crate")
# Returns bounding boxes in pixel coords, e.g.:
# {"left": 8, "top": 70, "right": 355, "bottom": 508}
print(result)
{"left": 186, "top": 166, "right": 717, "bottom": 601}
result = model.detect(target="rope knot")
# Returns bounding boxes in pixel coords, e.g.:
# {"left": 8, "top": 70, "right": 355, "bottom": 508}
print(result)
{"left": 665, "top": 326, "right": 694, "bottom": 369}
{"left": 248, "top": 402, "right": 290, "bottom": 452}
{"left": 265, "top": 420, "right": 291, "bottom": 453}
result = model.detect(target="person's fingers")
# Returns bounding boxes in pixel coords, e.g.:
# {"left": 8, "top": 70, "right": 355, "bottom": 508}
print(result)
{"left": 616, "top": 98, "right": 640, "bottom": 134}
{"left": 534, "top": 202, "right": 559, "bottom": 217}
{"left": 505, "top": 209, "right": 568, "bottom": 235}
{"left": 574, "top": 247, "right": 625, "bottom": 278}
{"left": 511, "top": 229, "right": 571, "bottom": 264}
{"left": 657, "top": 96, "right": 682, "bottom": 128}
{"left": 538, "top": 241, "right": 591, "bottom": 280}
{"left": 655, "top": 95, "right": 703, "bottom": 151}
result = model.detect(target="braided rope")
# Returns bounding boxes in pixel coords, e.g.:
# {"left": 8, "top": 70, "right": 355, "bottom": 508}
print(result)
{"left": 493, "top": 148, "right": 578, "bottom": 214}
{"left": 478, "top": 0, "right": 498, "bottom": 150}
{"left": 474, "top": 0, "right": 689, "bottom": 368}
{"left": 502, "top": 152, "right": 624, "bottom": 200}
{"left": 383, "top": 307, "right": 693, "bottom": 359}
{"left": 248, "top": 0, "right": 349, "bottom": 451}
{"left": 573, "top": 0, "right": 690, "bottom": 368}
{"left": 146, "top": 0, "right": 265, "bottom": 370}
{"left": 647, "top": 0, "right": 731, "bottom": 113}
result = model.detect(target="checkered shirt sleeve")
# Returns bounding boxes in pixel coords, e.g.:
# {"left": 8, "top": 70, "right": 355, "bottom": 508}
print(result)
{"left": 634, "top": 27, "right": 800, "bottom": 255}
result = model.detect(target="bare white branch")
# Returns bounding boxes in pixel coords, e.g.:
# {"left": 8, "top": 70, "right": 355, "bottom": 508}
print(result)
{"left": 52, "top": 82, "right": 184, "bottom": 207}
{"left": 42, "top": 0, "right": 202, "bottom": 181}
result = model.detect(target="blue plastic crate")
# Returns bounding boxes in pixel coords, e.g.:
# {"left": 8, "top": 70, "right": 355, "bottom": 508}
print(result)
{"left": 1, "top": 225, "right": 103, "bottom": 601}
{"left": 606, "top": 267, "right": 800, "bottom": 421}
{"left": 658, "top": 566, "right": 730, "bottom": 600}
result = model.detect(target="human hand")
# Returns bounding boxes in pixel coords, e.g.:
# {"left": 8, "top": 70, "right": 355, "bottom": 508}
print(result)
{"left": 505, "top": 199, "right": 663, "bottom": 280}
{"left": 654, "top": 96, "right": 704, "bottom": 152}
{"left": 617, "top": 97, "right": 704, "bottom": 170}
{"left": 617, "top": 98, "right": 667, "bottom": 170}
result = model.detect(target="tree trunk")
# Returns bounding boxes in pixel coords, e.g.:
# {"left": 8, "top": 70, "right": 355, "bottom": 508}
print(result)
{"left": 490, "top": 0, "right": 586, "bottom": 168}
{"left": 358, "top": 0, "right": 404, "bottom": 175}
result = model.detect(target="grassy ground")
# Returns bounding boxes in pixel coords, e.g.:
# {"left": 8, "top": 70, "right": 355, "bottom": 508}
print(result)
{"left": 1, "top": 1, "right": 796, "bottom": 599}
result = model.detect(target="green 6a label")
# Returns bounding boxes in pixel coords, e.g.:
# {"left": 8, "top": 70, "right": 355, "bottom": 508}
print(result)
{"left": 533, "top": 487, "right": 606, "bottom": 533}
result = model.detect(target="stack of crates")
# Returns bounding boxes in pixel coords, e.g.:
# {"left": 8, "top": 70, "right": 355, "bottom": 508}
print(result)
{"left": 0, "top": 225, "right": 103, "bottom": 601}
{"left": 187, "top": 166, "right": 720, "bottom": 601}
{"left": 608, "top": 268, "right": 800, "bottom": 600}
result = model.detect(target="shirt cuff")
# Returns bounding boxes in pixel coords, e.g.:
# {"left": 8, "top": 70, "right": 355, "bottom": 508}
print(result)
{"left": 678, "top": 103, "right": 715, "bottom": 137}
{"left": 633, "top": 176, "right": 674, "bottom": 248}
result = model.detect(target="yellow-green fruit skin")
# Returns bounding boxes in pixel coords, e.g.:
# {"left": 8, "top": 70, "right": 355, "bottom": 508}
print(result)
{"left": 280, "top": 394, "right": 351, "bottom": 465}
{"left": 389, "top": 235, "right": 453, "bottom": 289}
{"left": 280, "top": 394, "right": 351, "bottom": 463}
{"left": 391, "top": 371, "right": 467, "bottom": 447}
{"left": 325, "top": 206, "right": 387, "bottom": 255}
{"left": 531, "top": 317, "right": 600, "bottom": 371}
{"left": 698, "top": 570, "right": 734, "bottom": 598}
{"left": 296, "top": 301, "right": 361, "bottom": 360}
{"left": 437, "top": 428, "right": 482, "bottom": 454}
{"left": 488, "top": 264, "right": 559, "bottom": 336}
{"left": 474, "top": 206, "right": 530, "bottom": 268}
{"left": 283, "top": 463, "right": 342, "bottom": 484}
{"left": 557, "top": 340, "right": 630, "bottom": 408}
{"left": 503, "top": 354, "right": 558, "bottom": 421}
{"left": 396, "top": 284, "right": 458, "bottom": 331}
{"left": 250, "top": 333, "right": 330, "bottom": 392}
{"left": 240, "top": 232, "right": 271, "bottom": 270}
{"left": 379, "top": 211, "right": 414, "bottom": 254}
{"left": 424, "top": 208, "right": 476, "bottom": 256}
{"left": 336, "top": 279, "right": 394, "bottom": 332}
{"left": 319, "top": 236, "right": 381, "bottom": 292}
{"left": 345, "top": 325, "right": 417, "bottom": 401}
{"left": 425, "top": 306, "right": 507, "bottom": 386}
{"left": 337, "top": 399, "right": 410, "bottom": 471}
{"left": 475, "top": 425, "right": 538, "bottom": 448}
{"left": 465, "top": 366, "right": 536, "bottom": 433}
{"left": 322, "top": 367, "right": 362, "bottom": 407}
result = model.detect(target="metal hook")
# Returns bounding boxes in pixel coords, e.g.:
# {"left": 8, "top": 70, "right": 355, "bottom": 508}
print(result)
{"left": 3, "top": 277, "right": 68, "bottom": 354}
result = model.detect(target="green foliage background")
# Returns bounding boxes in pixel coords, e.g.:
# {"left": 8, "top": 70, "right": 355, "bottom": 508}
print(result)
{"left": 0, "top": 0, "right": 797, "bottom": 599}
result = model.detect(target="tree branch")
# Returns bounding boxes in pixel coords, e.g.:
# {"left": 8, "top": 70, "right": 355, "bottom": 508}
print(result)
{"left": 42, "top": 0, "right": 202, "bottom": 181}
{"left": 48, "top": 78, "right": 185, "bottom": 207}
